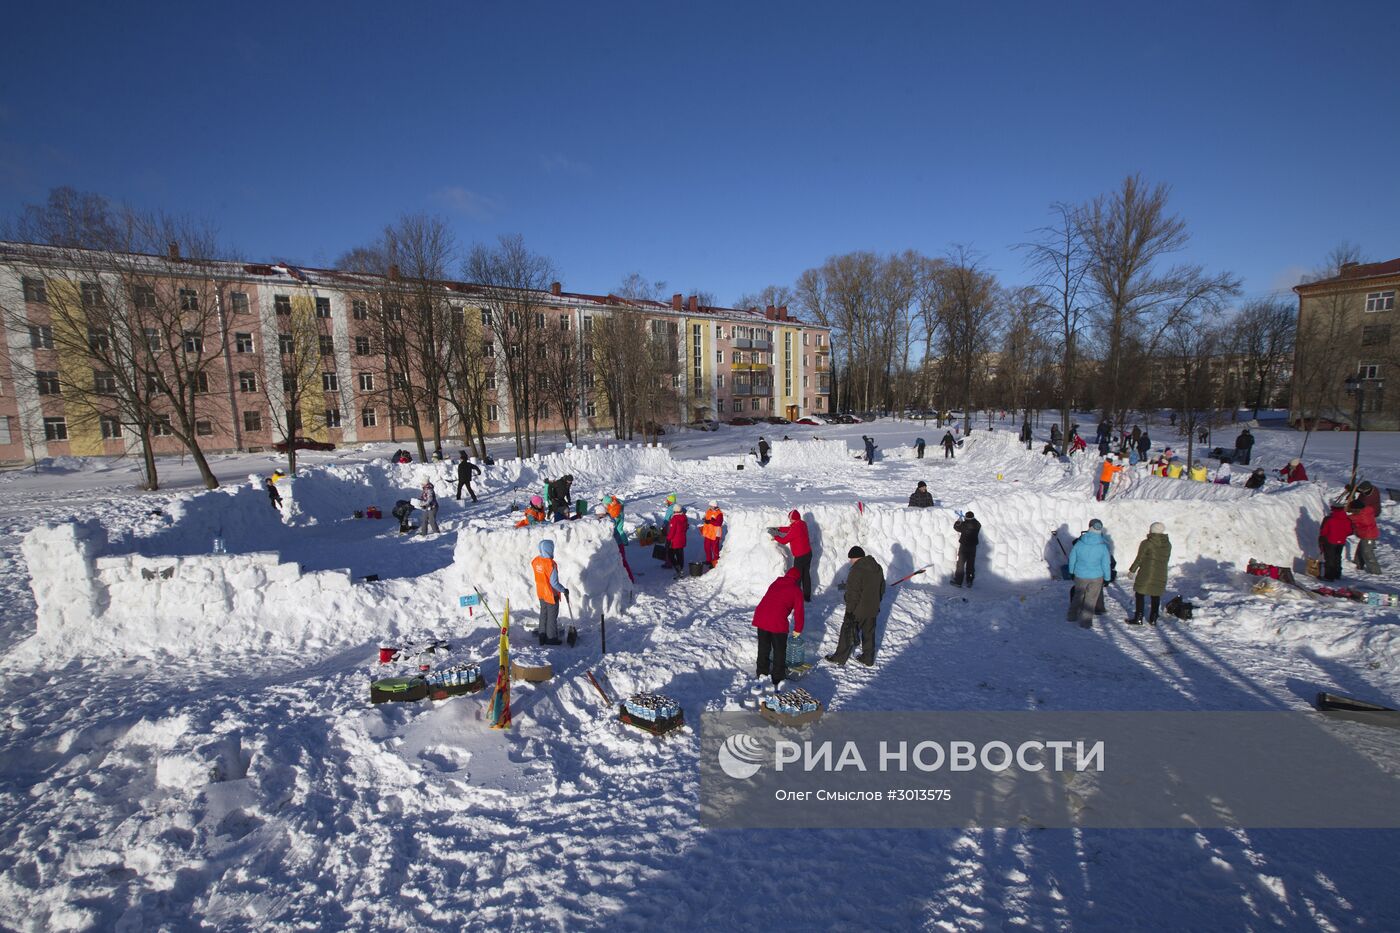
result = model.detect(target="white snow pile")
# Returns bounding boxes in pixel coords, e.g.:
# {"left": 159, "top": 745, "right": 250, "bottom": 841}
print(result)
{"left": 449, "top": 516, "right": 631, "bottom": 624}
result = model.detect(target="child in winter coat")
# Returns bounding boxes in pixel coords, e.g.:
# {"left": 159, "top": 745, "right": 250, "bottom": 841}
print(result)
{"left": 1318, "top": 505, "right": 1352, "bottom": 581}
{"left": 605, "top": 495, "right": 635, "bottom": 583}
{"left": 1127, "top": 522, "right": 1171, "bottom": 625}
{"left": 701, "top": 501, "right": 724, "bottom": 566}
{"left": 418, "top": 482, "right": 440, "bottom": 535}
{"left": 667, "top": 506, "right": 690, "bottom": 579}
{"left": 773, "top": 510, "right": 813, "bottom": 602}
{"left": 1279, "top": 460, "right": 1308, "bottom": 483}
{"left": 1349, "top": 503, "right": 1381, "bottom": 574}
{"left": 1245, "top": 468, "right": 1267, "bottom": 490}
{"left": 1067, "top": 520, "right": 1113, "bottom": 629}
{"left": 516, "top": 495, "right": 547, "bottom": 528}
{"left": 266, "top": 476, "right": 283, "bottom": 511}
{"left": 531, "top": 540, "right": 568, "bottom": 644}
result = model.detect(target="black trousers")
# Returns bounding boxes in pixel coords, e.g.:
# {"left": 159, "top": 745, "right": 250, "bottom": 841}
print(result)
{"left": 1320, "top": 541, "right": 1343, "bottom": 581}
{"left": 794, "top": 553, "right": 813, "bottom": 601}
{"left": 756, "top": 629, "right": 788, "bottom": 685}
{"left": 830, "top": 611, "right": 876, "bottom": 663}
{"left": 944, "top": 446, "right": 955, "bottom": 458}
{"left": 670, "top": 546, "right": 685, "bottom": 574}
{"left": 455, "top": 478, "right": 477, "bottom": 501}
{"left": 952, "top": 546, "right": 976, "bottom": 585}
{"left": 1134, "top": 593, "right": 1161, "bottom": 621}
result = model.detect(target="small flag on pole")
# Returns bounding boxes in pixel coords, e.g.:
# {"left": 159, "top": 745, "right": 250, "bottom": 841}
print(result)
{"left": 488, "top": 600, "right": 512, "bottom": 729}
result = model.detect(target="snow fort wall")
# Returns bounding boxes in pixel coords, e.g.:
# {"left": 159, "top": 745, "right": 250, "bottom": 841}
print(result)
{"left": 449, "top": 516, "right": 631, "bottom": 627}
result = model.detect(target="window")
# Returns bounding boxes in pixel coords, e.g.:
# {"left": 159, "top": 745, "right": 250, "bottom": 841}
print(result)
{"left": 507, "top": 343, "right": 520, "bottom": 359}
{"left": 132, "top": 285, "right": 155, "bottom": 309}
{"left": 717, "top": 374, "right": 724, "bottom": 388}
{"left": 534, "top": 312, "right": 545, "bottom": 328}
{"left": 195, "top": 419, "right": 214, "bottom": 437}
{"left": 325, "top": 408, "right": 342, "bottom": 428}
{"left": 243, "top": 410, "right": 263, "bottom": 432}
{"left": 88, "top": 328, "right": 111, "bottom": 352}
{"left": 284, "top": 409, "right": 303, "bottom": 431}
{"left": 235, "top": 332, "right": 255, "bottom": 353}
{"left": 482, "top": 341, "right": 495, "bottom": 358}
{"left": 393, "top": 372, "right": 408, "bottom": 390}
{"left": 1362, "top": 325, "right": 1391, "bottom": 347}
{"left": 802, "top": 333, "right": 808, "bottom": 346}
{"left": 152, "top": 416, "right": 174, "bottom": 437}
{"left": 386, "top": 303, "right": 402, "bottom": 322}
{"left": 322, "top": 372, "right": 339, "bottom": 391}
{"left": 507, "top": 311, "right": 520, "bottom": 328}
{"left": 582, "top": 372, "right": 593, "bottom": 389}
{"left": 279, "top": 334, "right": 294, "bottom": 355}
{"left": 319, "top": 335, "right": 335, "bottom": 356}
{"left": 1365, "top": 291, "right": 1396, "bottom": 313}
{"left": 361, "top": 407, "right": 377, "bottom": 427}
{"left": 81, "top": 282, "right": 102, "bottom": 308}
{"left": 100, "top": 415, "right": 122, "bottom": 439}
{"left": 352, "top": 299, "right": 368, "bottom": 320}
{"left": 717, "top": 349, "right": 723, "bottom": 364}
{"left": 144, "top": 327, "right": 160, "bottom": 352}
{"left": 388, "top": 337, "right": 405, "bottom": 355}
{"left": 231, "top": 292, "right": 249, "bottom": 314}
{"left": 481, "top": 308, "right": 493, "bottom": 327}
{"left": 22, "top": 277, "right": 47, "bottom": 303}
{"left": 283, "top": 372, "right": 295, "bottom": 393}
{"left": 29, "top": 325, "right": 53, "bottom": 349}
{"left": 584, "top": 315, "right": 593, "bottom": 333}
{"left": 354, "top": 335, "right": 371, "bottom": 355}
{"left": 485, "top": 372, "right": 497, "bottom": 390}
{"left": 43, "top": 417, "right": 68, "bottom": 441}
{"left": 717, "top": 399, "right": 725, "bottom": 413}
{"left": 1358, "top": 363, "right": 1381, "bottom": 380}
{"left": 315, "top": 296, "right": 331, "bottom": 318}
{"left": 0, "top": 417, "right": 9, "bottom": 445}
{"left": 239, "top": 371, "right": 258, "bottom": 393}
{"left": 93, "top": 370, "right": 117, "bottom": 395}
{"left": 560, "top": 314, "right": 571, "bottom": 331}
{"left": 179, "top": 288, "right": 199, "bottom": 311}
{"left": 275, "top": 295, "right": 291, "bottom": 315}
{"left": 585, "top": 400, "right": 597, "bottom": 417}
{"left": 751, "top": 398, "right": 761, "bottom": 411}
{"left": 358, "top": 372, "right": 374, "bottom": 392}
{"left": 394, "top": 408, "right": 413, "bottom": 427}
{"left": 183, "top": 331, "right": 203, "bottom": 353}
{"left": 487, "top": 403, "right": 499, "bottom": 422}
{"left": 36, "top": 371, "right": 60, "bottom": 395}
{"left": 193, "top": 371, "right": 209, "bottom": 394}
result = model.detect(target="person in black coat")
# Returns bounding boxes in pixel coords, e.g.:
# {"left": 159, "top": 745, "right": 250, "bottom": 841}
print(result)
{"left": 862, "top": 436, "right": 877, "bottom": 464}
{"left": 1234, "top": 428, "right": 1254, "bottom": 465}
{"left": 1137, "top": 431, "right": 1151, "bottom": 460}
{"left": 758, "top": 437, "right": 771, "bottom": 466}
{"left": 952, "top": 511, "right": 981, "bottom": 587}
{"left": 547, "top": 474, "right": 575, "bottom": 520}
{"left": 915, "top": 437, "right": 926, "bottom": 459}
{"left": 908, "top": 481, "right": 934, "bottom": 508}
{"left": 1245, "top": 468, "right": 1266, "bottom": 490}
{"left": 1020, "top": 420, "right": 1032, "bottom": 449}
{"left": 1050, "top": 423, "right": 1062, "bottom": 449}
{"left": 455, "top": 452, "right": 481, "bottom": 502}
{"left": 941, "top": 432, "right": 956, "bottom": 458}
{"left": 266, "top": 476, "right": 283, "bottom": 511}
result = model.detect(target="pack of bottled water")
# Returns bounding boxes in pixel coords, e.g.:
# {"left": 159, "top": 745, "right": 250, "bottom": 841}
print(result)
{"left": 426, "top": 662, "right": 481, "bottom": 688}
{"left": 762, "top": 687, "right": 820, "bottom": 716}
{"left": 624, "top": 693, "right": 682, "bottom": 722}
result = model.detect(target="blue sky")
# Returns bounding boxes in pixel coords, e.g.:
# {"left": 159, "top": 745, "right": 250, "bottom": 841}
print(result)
{"left": 2, "top": 1, "right": 1397, "bottom": 307}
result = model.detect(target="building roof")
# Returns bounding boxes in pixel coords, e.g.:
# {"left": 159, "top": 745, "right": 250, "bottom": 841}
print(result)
{"left": 1294, "top": 258, "right": 1400, "bottom": 293}
{"left": 0, "top": 239, "right": 824, "bottom": 329}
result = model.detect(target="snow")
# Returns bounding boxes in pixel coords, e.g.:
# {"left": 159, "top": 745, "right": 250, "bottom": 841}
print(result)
{"left": 1, "top": 412, "right": 1399, "bottom": 929}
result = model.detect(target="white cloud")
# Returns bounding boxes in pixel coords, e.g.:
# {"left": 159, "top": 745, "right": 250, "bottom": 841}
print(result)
{"left": 432, "top": 186, "right": 497, "bottom": 220}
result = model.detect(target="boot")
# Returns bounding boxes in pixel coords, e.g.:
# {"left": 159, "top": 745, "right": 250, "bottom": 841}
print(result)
{"left": 825, "top": 653, "right": 846, "bottom": 666}
{"left": 1126, "top": 615, "right": 1143, "bottom": 625}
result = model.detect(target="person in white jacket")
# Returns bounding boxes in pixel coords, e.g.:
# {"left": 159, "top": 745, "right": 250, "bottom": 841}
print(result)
{"left": 1214, "top": 461, "right": 1232, "bottom": 485}
{"left": 418, "top": 481, "right": 440, "bottom": 535}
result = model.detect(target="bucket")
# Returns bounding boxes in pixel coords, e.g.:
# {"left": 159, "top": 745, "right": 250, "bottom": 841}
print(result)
{"left": 379, "top": 647, "right": 398, "bottom": 664}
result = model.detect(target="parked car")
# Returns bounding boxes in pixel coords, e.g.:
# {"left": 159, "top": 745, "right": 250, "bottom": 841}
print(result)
{"left": 763, "top": 416, "right": 791, "bottom": 425}
{"left": 818, "top": 414, "right": 843, "bottom": 424}
{"left": 835, "top": 413, "right": 859, "bottom": 424}
{"left": 796, "top": 417, "right": 820, "bottom": 426}
{"left": 688, "top": 419, "right": 720, "bottom": 432}
{"left": 274, "top": 436, "right": 335, "bottom": 453}
{"left": 726, "top": 417, "right": 757, "bottom": 426}
{"left": 634, "top": 422, "right": 667, "bottom": 436}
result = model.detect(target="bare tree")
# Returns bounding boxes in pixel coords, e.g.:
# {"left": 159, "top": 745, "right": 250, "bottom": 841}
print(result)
{"left": 1163, "top": 311, "right": 1224, "bottom": 469}
{"left": 538, "top": 309, "right": 580, "bottom": 443}
{"left": 441, "top": 304, "right": 494, "bottom": 458}
{"left": 259, "top": 292, "right": 334, "bottom": 473}
{"left": 734, "top": 284, "right": 796, "bottom": 312}
{"left": 1079, "top": 175, "right": 1240, "bottom": 427}
{"left": 1231, "top": 298, "right": 1297, "bottom": 417}
{"left": 1292, "top": 245, "right": 1368, "bottom": 457}
{"left": 935, "top": 247, "right": 1003, "bottom": 433}
{"left": 615, "top": 272, "right": 668, "bottom": 302}
{"left": 1020, "top": 201, "right": 1091, "bottom": 446}
{"left": 465, "top": 235, "right": 556, "bottom": 457}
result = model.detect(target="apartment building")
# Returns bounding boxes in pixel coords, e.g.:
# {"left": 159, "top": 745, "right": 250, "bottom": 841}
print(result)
{"left": 1292, "top": 257, "right": 1400, "bottom": 430}
{"left": 0, "top": 242, "right": 830, "bottom": 462}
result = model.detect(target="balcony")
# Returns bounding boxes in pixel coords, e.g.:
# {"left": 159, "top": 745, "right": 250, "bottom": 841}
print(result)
{"left": 734, "top": 338, "right": 752, "bottom": 349}
{"left": 732, "top": 361, "right": 771, "bottom": 372}
{"left": 816, "top": 379, "right": 831, "bottom": 394}
{"left": 733, "top": 383, "right": 752, "bottom": 396}
{"left": 751, "top": 339, "right": 772, "bottom": 351}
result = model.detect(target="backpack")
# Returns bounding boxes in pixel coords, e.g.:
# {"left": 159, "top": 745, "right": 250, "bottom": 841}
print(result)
{"left": 1165, "top": 595, "right": 1194, "bottom": 620}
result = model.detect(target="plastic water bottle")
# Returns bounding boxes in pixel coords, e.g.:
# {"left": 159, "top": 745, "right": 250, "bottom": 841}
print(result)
{"left": 212, "top": 536, "right": 226, "bottom": 554}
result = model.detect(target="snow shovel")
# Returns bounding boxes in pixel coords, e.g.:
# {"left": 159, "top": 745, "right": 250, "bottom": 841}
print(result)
{"left": 1050, "top": 529, "right": 1072, "bottom": 580}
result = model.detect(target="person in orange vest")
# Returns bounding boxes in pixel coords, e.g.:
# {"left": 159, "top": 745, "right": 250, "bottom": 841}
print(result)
{"left": 1097, "top": 455, "right": 1121, "bottom": 501}
{"left": 701, "top": 500, "right": 724, "bottom": 566}
{"left": 515, "top": 494, "right": 547, "bottom": 528}
{"left": 531, "top": 539, "right": 569, "bottom": 644}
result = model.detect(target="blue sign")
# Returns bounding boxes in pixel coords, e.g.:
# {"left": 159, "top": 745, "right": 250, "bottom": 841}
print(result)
{"left": 459, "top": 594, "right": 481, "bottom": 608}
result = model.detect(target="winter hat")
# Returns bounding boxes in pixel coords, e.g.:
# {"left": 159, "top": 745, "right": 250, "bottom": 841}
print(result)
{"left": 530, "top": 495, "right": 543, "bottom": 507}
{"left": 708, "top": 499, "right": 718, "bottom": 508}
{"left": 1150, "top": 522, "right": 1166, "bottom": 534}
{"left": 916, "top": 481, "right": 927, "bottom": 489}
{"left": 593, "top": 504, "right": 607, "bottom": 516}
{"left": 539, "top": 540, "right": 554, "bottom": 558}
{"left": 964, "top": 511, "right": 974, "bottom": 519}
{"left": 1088, "top": 518, "right": 1104, "bottom": 531}
{"left": 666, "top": 493, "right": 677, "bottom": 503}
{"left": 848, "top": 546, "right": 866, "bottom": 559}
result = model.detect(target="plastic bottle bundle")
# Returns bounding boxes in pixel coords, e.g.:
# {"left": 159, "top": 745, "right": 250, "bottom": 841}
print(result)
{"left": 426, "top": 661, "right": 481, "bottom": 687}
{"left": 762, "top": 687, "right": 820, "bottom": 716}
{"left": 624, "top": 692, "right": 682, "bottom": 722}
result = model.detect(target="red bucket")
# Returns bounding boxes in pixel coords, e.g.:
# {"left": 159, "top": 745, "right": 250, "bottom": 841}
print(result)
{"left": 378, "top": 647, "right": 398, "bottom": 664}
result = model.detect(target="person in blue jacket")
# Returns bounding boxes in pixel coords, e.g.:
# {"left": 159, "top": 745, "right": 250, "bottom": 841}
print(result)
{"left": 1067, "top": 518, "right": 1113, "bottom": 629}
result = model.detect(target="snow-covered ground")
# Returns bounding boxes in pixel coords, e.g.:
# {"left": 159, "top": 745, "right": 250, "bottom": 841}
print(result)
{"left": 2, "top": 413, "right": 1399, "bottom": 930}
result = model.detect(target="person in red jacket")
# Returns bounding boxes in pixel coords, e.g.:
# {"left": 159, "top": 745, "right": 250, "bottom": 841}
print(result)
{"left": 1349, "top": 502, "right": 1381, "bottom": 574}
{"left": 1318, "top": 504, "right": 1352, "bottom": 581}
{"left": 1279, "top": 459, "right": 1308, "bottom": 483}
{"left": 772, "top": 509, "right": 813, "bottom": 602}
{"left": 752, "top": 567, "right": 805, "bottom": 686}
{"left": 667, "top": 506, "right": 690, "bottom": 580}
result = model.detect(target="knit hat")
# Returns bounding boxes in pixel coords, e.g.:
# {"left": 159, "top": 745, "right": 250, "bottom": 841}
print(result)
{"left": 848, "top": 546, "right": 865, "bottom": 559}
{"left": 964, "top": 510, "right": 974, "bottom": 519}
{"left": 1289, "top": 459, "right": 1300, "bottom": 467}
{"left": 530, "top": 495, "right": 543, "bottom": 507}
{"left": 666, "top": 493, "right": 677, "bottom": 503}
{"left": 1150, "top": 522, "right": 1165, "bottom": 534}
{"left": 709, "top": 500, "right": 718, "bottom": 507}
{"left": 916, "top": 481, "right": 927, "bottom": 488}
{"left": 1089, "top": 518, "right": 1104, "bottom": 530}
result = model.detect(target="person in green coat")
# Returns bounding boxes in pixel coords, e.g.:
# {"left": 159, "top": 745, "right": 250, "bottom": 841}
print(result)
{"left": 1127, "top": 522, "right": 1171, "bottom": 626}
{"left": 826, "top": 546, "right": 886, "bottom": 666}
